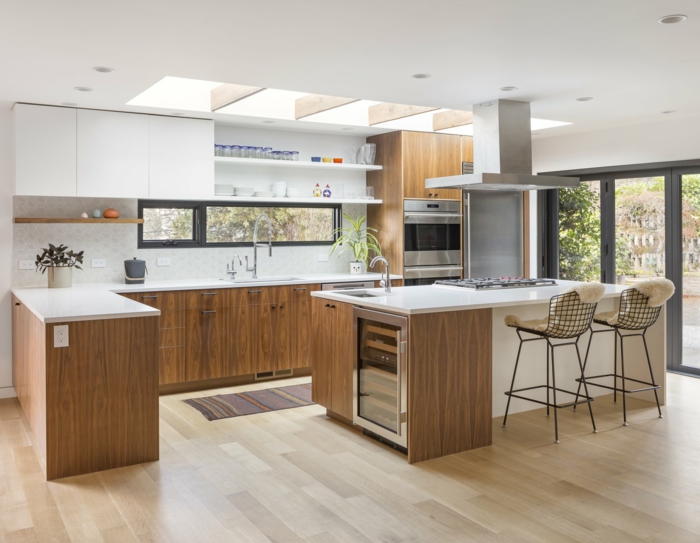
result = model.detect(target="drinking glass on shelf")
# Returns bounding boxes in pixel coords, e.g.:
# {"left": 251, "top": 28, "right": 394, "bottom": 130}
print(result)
{"left": 214, "top": 144, "right": 222, "bottom": 156}
{"left": 255, "top": 147, "right": 264, "bottom": 159}
{"left": 282, "top": 151, "right": 292, "bottom": 161}
{"left": 231, "top": 145, "right": 241, "bottom": 158}
{"left": 362, "top": 143, "right": 376, "bottom": 165}
{"left": 364, "top": 186, "right": 375, "bottom": 200}
{"left": 264, "top": 147, "right": 273, "bottom": 159}
{"left": 290, "top": 151, "right": 299, "bottom": 161}
{"left": 223, "top": 145, "right": 232, "bottom": 157}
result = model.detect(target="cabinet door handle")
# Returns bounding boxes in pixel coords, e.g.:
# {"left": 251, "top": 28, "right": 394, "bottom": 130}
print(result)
{"left": 142, "top": 295, "right": 158, "bottom": 299}
{"left": 279, "top": 305, "right": 284, "bottom": 309}
{"left": 293, "top": 287, "right": 307, "bottom": 291}
{"left": 325, "top": 303, "right": 331, "bottom": 307}
{"left": 248, "top": 290, "right": 262, "bottom": 294}
{"left": 201, "top": 292, "right": 217, "bottom": 296}
{"left": 271, "top": 305, "right": 276, "bottom": 310}
{"left": 330, "top": 305, "right": 336, "bottom": 309}
{"left": 201, "top": 310, "right": 217, "bottom": 314}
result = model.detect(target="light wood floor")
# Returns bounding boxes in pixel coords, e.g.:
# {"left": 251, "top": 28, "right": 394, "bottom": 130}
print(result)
{"left": 2, "top": 374, "right": 700, "bottom": 542}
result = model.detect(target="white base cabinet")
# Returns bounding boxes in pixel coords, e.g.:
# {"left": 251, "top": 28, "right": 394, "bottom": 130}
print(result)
{"left": 14, "top": 104, "right": 77, "bottom": 197}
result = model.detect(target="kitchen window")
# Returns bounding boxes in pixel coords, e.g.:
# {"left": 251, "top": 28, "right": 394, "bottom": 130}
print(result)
{"left": 138, "top": 200, "right": 341, "bottom": 248}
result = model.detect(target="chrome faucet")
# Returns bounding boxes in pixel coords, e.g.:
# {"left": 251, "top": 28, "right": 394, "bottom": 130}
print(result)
{"left": 245, "top": 213, "right": 273, "bottom": 279}
{"left": 370, "top": 256, "right": 391, "bottom": 293}
{"left": 227, "top": 254, "right": 242, "bottom": 279}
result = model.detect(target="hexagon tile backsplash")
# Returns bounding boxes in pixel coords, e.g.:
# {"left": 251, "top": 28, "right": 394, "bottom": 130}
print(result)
{"left": 13, "top": 197, "right": 365, "bottom": 287}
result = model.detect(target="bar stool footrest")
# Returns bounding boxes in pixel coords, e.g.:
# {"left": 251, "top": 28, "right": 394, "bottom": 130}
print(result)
{"left": 505, "top": 385, "right": 595, "bottom": 409}
{"left": 576, "top": 373, "right": 660, "bottom": 394}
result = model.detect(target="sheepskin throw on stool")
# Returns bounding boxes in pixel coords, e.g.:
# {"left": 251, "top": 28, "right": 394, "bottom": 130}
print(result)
{"left": 634, "top": 278, "right": 675, "bottom": 307}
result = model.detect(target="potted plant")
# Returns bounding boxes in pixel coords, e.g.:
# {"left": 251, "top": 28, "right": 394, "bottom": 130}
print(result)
{"left": 330, "top": 214, "right": 382, "bottom": 274}
{"left": 35, "top": 244, "right": 84, "bottom": 288}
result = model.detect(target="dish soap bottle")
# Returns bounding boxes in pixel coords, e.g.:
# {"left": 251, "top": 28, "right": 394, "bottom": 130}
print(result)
{"left": 313, "top": 183, "right": 322, "bottom": 197}
{"left": 322, "top": 184, "right": 332, "bottom": 198}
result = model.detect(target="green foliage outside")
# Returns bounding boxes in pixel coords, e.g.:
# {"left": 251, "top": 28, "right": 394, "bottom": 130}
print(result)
{"left": 558, "top": 182, "right": 601, "bottom": 282}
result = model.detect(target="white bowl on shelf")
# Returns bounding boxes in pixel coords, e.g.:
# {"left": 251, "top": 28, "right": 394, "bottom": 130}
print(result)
{"left": 286, "top": 188, "right": 300, "bottom": 198}
{"left": 215, "top": 184, "right": 234, "bottom": 196}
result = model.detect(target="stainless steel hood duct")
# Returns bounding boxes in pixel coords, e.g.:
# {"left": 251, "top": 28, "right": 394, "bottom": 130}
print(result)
{"left": 426, "top": 100, "right": 579, "bottom": 191}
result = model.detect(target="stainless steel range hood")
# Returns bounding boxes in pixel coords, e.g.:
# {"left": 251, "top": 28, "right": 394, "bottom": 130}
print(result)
{"left": 426, "top": 100, "right": 579, "bottom": 191}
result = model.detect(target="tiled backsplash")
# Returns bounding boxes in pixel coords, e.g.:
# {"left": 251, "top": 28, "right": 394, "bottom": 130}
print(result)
{"left": 13, "top": 196, "right": 365, "bottom": 287}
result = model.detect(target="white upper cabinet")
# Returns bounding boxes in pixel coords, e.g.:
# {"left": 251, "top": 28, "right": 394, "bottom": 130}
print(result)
{"left": 14, "top": 104, "right": 77, "bottom": 197}
{"left": 77, "top": 109, "right": 149, "bottom": 198}
{"left": 149, "top": 116, "right": 214, "bottom": 199}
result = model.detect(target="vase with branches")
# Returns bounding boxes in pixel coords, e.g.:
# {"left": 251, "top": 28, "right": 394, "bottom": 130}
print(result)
{"left": 35, "top": 243, "right": 84, "bottom": 288}
{"left": 330, "top": 214, "right": 382, "bottom": 274}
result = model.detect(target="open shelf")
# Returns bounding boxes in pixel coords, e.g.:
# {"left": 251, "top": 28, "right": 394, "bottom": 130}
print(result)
{"left": 15, "top": 218, "right": 144, "bottom": 224}
{"left": 214, "top": 156, "right": 382, "bottom": 171}
{"left": 209, "top": 196, "right": 381, "bottom": 205}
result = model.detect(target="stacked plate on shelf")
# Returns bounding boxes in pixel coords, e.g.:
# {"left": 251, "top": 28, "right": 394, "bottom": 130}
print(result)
{"left": 234, "top": 187, "right": 255, "bottom": 197}
{"left": 215, "top": 184, "right": 234, "bottom": 196}
{"left": 272, "top": 181, "right": 287, "bottom": 198}
{"left": 254, "top": 190, "right": 275, "bottom": 198}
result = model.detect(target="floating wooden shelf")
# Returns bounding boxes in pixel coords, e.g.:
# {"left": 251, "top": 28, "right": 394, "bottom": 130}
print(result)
{"left": 209, "top": 196, "right": 382, "bottom": 205}
{"left": 14, "top": 218, "right": 144, "bottom": 224}
{"left": 214, "top": 156, "right": 382, "bottom": 171}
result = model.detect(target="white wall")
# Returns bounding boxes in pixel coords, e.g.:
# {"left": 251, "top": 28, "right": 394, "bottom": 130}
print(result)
{"left": 0, "top": 106, "right": 14, "bottom": 398}
{"left": 533, "top": 113, "right": 700, "bottom": 173}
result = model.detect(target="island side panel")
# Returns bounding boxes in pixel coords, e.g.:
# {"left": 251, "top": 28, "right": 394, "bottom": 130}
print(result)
{"left": 407, "top": 308, "right": 492, "bottom": 464}
{"left": 12, "top": 295, "right": 47, "bottom": 461}
{"left": 45, "top": 316, "right": 160, "bottom": 480}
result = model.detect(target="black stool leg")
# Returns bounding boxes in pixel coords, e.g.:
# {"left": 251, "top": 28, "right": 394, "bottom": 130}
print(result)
{"left": 573, "top": 327, "right": 594, "bottom": 412}
{"left": 614, "top": 332, "right": 618, "bottom": 404}
{"left": 619, "top": 331, "right": 628, "bottom": 426}
{"left": 642, "top": 332, "right": 663, "bottom": 418}
{"left": 575, "top": 339, "right": 597, "bottom": 433}
{"left": 549, "top": 341, "right": 559, "bottom": 444}
{"left": 546, "top": 341, "right": 550, "bottom": 418}
{"left": 502, "top": 332, "right": 524, "bottom": 428}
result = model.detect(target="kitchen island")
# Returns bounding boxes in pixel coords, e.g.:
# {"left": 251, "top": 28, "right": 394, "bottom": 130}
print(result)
{"left": 310, "top": 281, "right": 666, "bottom": 463}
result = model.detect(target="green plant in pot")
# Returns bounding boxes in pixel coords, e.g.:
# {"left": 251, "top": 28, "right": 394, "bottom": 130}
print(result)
{"left": 35, "top": 244, "right": 84, "bottom": 288}
{"left": 330, "top": 214, "right": 382, "bottom": 274}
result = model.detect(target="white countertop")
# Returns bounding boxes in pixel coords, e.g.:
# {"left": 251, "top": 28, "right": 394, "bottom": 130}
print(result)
{"left": 11, "top": 273, "right": 398, "bottom": 324}
{"left": 311, "top": 280, "right": 629, "bottom": 316}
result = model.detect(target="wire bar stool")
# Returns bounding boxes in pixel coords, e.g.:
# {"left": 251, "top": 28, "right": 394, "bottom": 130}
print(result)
{"left": 574, "top": 287, "right": 665, "bottom": 425}
{"left": 503, "top": 290, "right": 601, "bottom": 444}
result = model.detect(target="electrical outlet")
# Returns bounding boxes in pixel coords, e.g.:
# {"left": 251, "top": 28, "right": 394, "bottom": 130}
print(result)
{"left": 19, "top": 260, "right": 34, "bottom": 270}
{"left": 317, "top": 254, "right": 329, "bottom": 262}
{"left": 91, "top": 258, "right": 106, "bottom": 268}
{"left": 157, "top": 257, "right": 170, "bottom": 267}
{"left": 54, "top": 325, "right": 69, "bottom": 348}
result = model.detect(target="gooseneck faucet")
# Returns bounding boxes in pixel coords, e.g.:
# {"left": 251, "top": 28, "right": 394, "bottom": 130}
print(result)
{"left": 370, "top": 256, "right": 391, "bottom": 293}
{"left": 245, "top": 213, "right": 273, "bottom": 278}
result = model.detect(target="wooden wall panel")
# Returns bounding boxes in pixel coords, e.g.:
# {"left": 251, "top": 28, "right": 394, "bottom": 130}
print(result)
{"left": 407, "top": 309, "right": 492, "bottom": 464}
{"left": 12, "top": 296, "right": 47, "bottom": 460}
{"left": 311, "top": 298, "right": 332, "bottom": 408}
{"left": 330, "top": 303, "right": 355, "bottom": 420}
{"left": 366, "top": 131, "right": 405, "bottom": 276}
{"left": 45, "top": 316, "right": 159, "bottom": 480}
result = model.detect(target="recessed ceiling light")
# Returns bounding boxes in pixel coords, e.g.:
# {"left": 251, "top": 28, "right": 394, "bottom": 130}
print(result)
{"left": 658, "top": 14, "right": 687, "bottom": 24}
{"left": 576, "top": 97, "right": 593, "bottom": 101}
{"left": 341, "top": 127, "right": 354, "bottom": 131}
{"left": 92, "top": 66, "right": 115, "bottom": 73}
{"left": 262, "top": 120, "right": 276, "bottom": 124}
{"left": 412, "top": 73, "right": 431, "bottom": 79}
{"left": 500, "top": 86, "right": 518, "bottom": 91}
{"left": 662, "top": 110, "right": 677, "bottom": 114}
{"left": 60, "top": 102, "right": 78, "bottom": 106}
{"left": 74, "top": 86, "right": 93, "bottom": 92}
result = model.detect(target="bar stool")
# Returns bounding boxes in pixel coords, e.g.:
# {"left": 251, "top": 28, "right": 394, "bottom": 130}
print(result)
{"left": 502, "top": 283, "right": 605, "bottom": 443}
{"left": 574, "top": 278, "right": 675, "bottom": 425}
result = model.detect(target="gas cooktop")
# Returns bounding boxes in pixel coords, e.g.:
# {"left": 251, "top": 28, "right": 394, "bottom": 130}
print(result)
{"left": 433, "top": 277, "right": 558, "bottom": 290}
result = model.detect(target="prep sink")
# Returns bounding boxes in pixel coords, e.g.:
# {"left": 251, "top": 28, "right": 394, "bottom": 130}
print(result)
{"left": 336, "top": 290, "right": 391, "bottom": 298}
{"left": 222, "top": 276, "right": 302, "bottom": 283}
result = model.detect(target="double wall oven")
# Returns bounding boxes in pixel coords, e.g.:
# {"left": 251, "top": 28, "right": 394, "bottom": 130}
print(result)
{"left": 403, "top": 200, "right": 462, "bottom": 285}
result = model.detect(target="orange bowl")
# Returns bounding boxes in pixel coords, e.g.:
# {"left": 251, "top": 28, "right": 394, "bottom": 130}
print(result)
{"left": 103, "top": 208, "right": 120, "bottom": 219}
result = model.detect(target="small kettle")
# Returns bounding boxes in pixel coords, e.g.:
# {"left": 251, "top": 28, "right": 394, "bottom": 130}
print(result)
{"left": 124, "top": 257, "right": 148, "bottom": 285}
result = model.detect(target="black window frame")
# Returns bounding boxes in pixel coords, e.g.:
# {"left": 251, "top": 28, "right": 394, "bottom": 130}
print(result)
{"left": 138, "top": 199, "right": 342, "bottom": 249}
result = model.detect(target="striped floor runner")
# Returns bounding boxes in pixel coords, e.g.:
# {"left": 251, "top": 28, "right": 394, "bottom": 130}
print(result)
{"left": 183, "top": 383, "right": 313, "bottom": 421}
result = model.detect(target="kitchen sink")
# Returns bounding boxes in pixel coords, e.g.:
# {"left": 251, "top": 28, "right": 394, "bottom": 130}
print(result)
{"left": 337, "top": 290, "right": 389, "bottom": 298}
{"left": 222, "top": 276, "right": 302, "bottom": 283}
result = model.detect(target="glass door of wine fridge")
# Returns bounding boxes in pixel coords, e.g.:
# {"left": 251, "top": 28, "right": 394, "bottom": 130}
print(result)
{"left": 353, "top": 307, "right": 408, "bottom": 448}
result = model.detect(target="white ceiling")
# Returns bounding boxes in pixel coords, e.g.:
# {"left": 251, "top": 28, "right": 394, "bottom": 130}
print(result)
{"left": 1, "top": 0, "right": 698, "bottom": 138}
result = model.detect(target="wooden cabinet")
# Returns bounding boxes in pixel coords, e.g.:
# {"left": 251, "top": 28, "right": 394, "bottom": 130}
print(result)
{"left": 77, "top": 109, "right": 149, "bottom": 198}
{"left": 186, "top": 308, "right": 228, "bottom": 381}
{"left": 461, "top": 135, "right": 474, "bottom": 164}
{"left": 403, "top": 131, "right": 462, "bottom": 200}
{"left": 311, "top": 297, "right": 354, "bottom": 419}
{"left": 14, "top": 104, "right": 77, "bottom": 197}
{"left": 149, "top": 116, "right": 214, "bottom": 200}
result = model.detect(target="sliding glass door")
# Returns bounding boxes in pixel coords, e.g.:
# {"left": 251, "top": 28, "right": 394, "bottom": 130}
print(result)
{"left": 546, "top": 166, "right": 700, "bottom": 376}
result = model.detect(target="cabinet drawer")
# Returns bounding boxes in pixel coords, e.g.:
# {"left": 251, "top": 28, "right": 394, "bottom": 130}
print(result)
{"left": 282, "top": 284, "right": 321, "bottom": 302}
{"left": 160, "top": 327, "right": 186, "bottom": 348}
{"left": 159, "top": 309, "right": 185, "bottom": 330}
{"left": 122, "top": 291, "right": 185, "bottom": 310}
{"left": 184, "top": 289, "right": 228, "bottom": 309}
{"left": 230, "top": 286, "right": 283, "bottom": 306}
